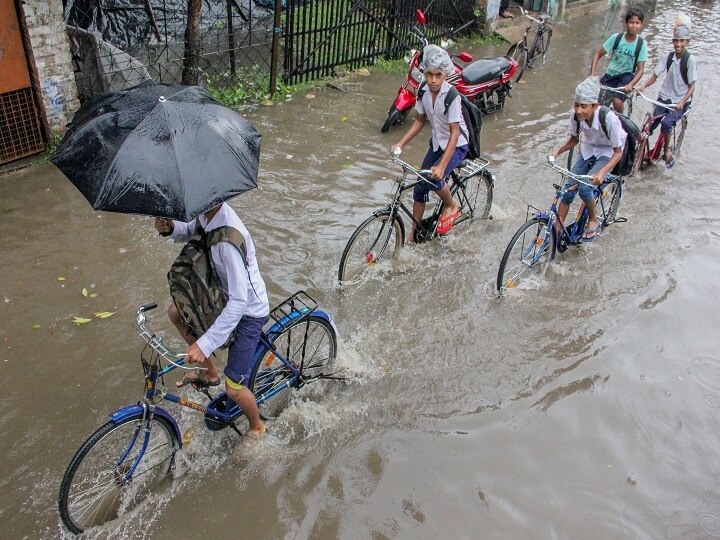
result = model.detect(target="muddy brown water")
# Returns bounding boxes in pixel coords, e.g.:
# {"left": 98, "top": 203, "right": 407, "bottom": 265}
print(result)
{"left": 1, "top": 0, "right": 719, "bottom": 537}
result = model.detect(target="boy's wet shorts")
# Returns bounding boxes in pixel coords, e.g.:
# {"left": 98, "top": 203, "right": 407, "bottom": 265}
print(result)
{"left": 224, "top": 314, "right": 268, "bottom": 389}
{"left": 414, "top": 144, "right": 469, "bottom": 203}
{"left": 651, "top": 97, "right": 689, "bottom": 134}
{"left": 599, "top": 72, "right": 634, "bottom": 103}
{"left": 561, "top": 155, "right": 608, "bottom": 204}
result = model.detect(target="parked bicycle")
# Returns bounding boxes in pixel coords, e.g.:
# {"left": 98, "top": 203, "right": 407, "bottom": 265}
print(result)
{"left": 58, "top": 291, "right": 338, "bottom": 534}
{"left": 338, "top": 148, "right": 495, "bottom": 285}
{"left": 506, "top": 7, "right": 553, "bottom": 82}
{"left": 632, "top": 91, "right": 691, "bottom": 173}
{"left": 497, "top": 156, "right": 623, "bottom": 293}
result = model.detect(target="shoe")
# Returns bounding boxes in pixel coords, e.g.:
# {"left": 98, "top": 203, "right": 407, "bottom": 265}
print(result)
{"left": 581, "top": 226, "right": 599, "bottom": 243}
{"left": 437, "top": 209, "right": 460, "bottom": 235}
{"left": 176, "top": 371, "right": 221, "bottom": 388}
{"left": 666, "top": 156, "right": 675, "bottom": 169}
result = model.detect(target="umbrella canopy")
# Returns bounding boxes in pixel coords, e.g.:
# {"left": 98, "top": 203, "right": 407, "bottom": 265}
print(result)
{"left": 52, "top": 82, "right": 261, "bottom": 222}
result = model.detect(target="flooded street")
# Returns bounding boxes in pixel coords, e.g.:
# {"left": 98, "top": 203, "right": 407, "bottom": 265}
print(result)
{"left": 1, "top": 0, "right": 719, "bottom": 537}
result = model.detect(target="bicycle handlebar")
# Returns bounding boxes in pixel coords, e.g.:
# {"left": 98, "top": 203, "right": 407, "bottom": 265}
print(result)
{"left": 637, "top": 91, "right": 691, "bottom": 114}
{"left": 390, "top": 148, "right": 438, "bottom": 186}
{"left": 546, "top": 156, "right": 597, "bottom": 188}
{"left": 519, "top": 6, "right": 551, "bottom": 25}
{"left": 600, "top": 85, "right": 630, "bottom": 96}
{"left": 135, "top": 304, "right": 198, "bottom": 370}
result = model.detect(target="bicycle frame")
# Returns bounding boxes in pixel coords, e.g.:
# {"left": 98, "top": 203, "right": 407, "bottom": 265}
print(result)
{"left": 108, "top": 296, "right": 335, "bottom": 481}
{"left": 519, "top": 9, "right": 552, "bottom": 61}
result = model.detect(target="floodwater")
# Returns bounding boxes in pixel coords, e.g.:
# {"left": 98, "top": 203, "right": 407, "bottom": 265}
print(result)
{"left": 1, "top": 0, "right": 719, "bottom": 537}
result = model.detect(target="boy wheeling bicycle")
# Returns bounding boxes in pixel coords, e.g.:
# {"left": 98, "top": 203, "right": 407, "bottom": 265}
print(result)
{"left": 549, "top": 77, "right": 626, "bottom": 243}
{"left": 637, "top": 15, "right": 697, "bottom": 169}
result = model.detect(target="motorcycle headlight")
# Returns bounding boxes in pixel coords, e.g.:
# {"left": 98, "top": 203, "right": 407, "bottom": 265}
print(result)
{"left": 410, "top": 67, "right": 423, "bottom": 84}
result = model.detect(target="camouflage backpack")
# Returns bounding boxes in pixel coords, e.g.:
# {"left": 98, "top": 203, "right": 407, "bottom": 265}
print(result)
{"left": 167, "top": 221, "right": 247, "bottom": 349}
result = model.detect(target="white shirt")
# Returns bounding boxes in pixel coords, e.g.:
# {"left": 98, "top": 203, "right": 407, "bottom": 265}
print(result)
{"left": 568, "top": 107, "right": 627, "bottom": 160}
{"left": 415, "top": 80, "right": 469, "bottom": 151}
{"left": 654, "top": 53, "right": 698, "bottom": 103}
{"left": 171, "top": 203, "right": 269, "bottom": 357}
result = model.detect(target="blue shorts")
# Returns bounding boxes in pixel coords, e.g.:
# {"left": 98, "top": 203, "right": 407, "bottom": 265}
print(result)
{"left": 599, "top": 72, "right": 633, "bottom": 103}
{"left": 224, "top": 315, "right": 268, "bottom": 386}
{"left": 413, "top": 143, "right": 468, "bottom": 203}
{"left": 561, "top": 155, "right": 608, "bottom": 204}
{"left": 652, "top": 97, "right": 689, "bottom": 134}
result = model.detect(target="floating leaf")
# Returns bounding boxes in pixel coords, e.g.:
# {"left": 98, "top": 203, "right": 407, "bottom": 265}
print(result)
{"left": 356, "top": 67, "right": 370, "bottom": 76}
{"left": 89, "top": 293, "right": 98, "bottom": 298}
{"left": 94, "top": 311, "right": 115, "bottom": 319}
{"left": 182, "top": 426, "right": 195, "bottom": 445}
{"left": 341, "top": 116, "right": 348, "bottom": 122}
{"left": 73, "top": 317, "right": 92, "bottom": 325}
{"left": 32, "top": 324, "right": 41, "bottom": 329}
{"left": 57, "top": 277, "right": 66, "bottom": 281}
{"left": 82, "top": 287, "right": 89, "bottom": 297}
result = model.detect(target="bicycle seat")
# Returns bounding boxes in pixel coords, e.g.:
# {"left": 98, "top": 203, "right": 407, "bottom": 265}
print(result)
{"left": 461, "top": 57, "right": 513, "bottom": 85}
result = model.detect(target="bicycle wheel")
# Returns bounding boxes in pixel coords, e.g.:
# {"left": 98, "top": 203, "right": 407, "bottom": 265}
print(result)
{"left": 507, "top": 42, "right": 528, "bottom": 82}
{"left": 455, "top": 170, "right": 493, "bottom": 219}
{"left": 497, "top": 217, "right": 556, "bottom": 292}
{"left": 672, "top": 116, "right": 688, "bottom": 154}
{"left": 338, "top": 211, "right": 404, "bottom": 285}
{"left": 250, "top": 315, "right": 338, "bottom": 419}
{"left": 538, "top": 29, "right": 552, "bottom": 62}
{"left": 59, "top": 415, "right": 178, "bottom": 534}
{"left": 631, "top": 138, "right": 647, "bottom": 175}
{"left": 599, "top": 178, "right": 623, "bottom": 225}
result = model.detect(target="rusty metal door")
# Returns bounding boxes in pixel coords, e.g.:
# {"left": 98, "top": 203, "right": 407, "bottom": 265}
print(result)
{"left": 0, "top": 0, "right": 44, "bottom": 164}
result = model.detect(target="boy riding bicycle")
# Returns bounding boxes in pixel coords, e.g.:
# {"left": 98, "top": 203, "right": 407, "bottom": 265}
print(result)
{"left": 549, "top": 77, "right": 626, "bottom": 243}
{"left": 392, "top": 44, "right": 468, "bottom": 239}
{"left": 590, "top": 6, "right": 648, "bottom": 114}
{"left": 637, "top": 16, "right": 697, "bottom": 168}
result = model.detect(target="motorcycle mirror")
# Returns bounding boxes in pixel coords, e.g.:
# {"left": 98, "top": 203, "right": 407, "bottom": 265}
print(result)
{"left": 457, "top": 52, "right": 473, "bottom": 63}
{"left": 415, "top": 9, "right": 426, "bottom": 25}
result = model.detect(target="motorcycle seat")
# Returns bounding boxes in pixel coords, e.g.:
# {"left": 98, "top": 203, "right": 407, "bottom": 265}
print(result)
{"left": 461, "top": 57, "right": 512, "bottom": 85}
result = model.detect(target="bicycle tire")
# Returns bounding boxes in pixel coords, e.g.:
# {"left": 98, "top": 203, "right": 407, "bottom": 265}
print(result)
{"left": 381, "top": 106, "right": 403, "bottom": 133}
{"left": 507, "top": 42, "right": 528, "bottom": 82}
{"left": 338, "top": 210, "right": 404, "bottom": 285}
{"left": 250, "top": 315, "right": 338, "bottom": 420}
{"left": 672, "top": 116, "right": 687, "bottom": 155}
{"left": 539, "top": 29, "right": 552, "bottom": 62}
{"left": 497, "top": 217, "right": 556, "bottom": 293}
{"left": 599, "top": 178, "right": 623, "bottom": 225}
{"left": 59, "top": 414, "right": 178, "bottom": 534}
{"left": 454, "top": 169, "right": 493, "bottom": 220}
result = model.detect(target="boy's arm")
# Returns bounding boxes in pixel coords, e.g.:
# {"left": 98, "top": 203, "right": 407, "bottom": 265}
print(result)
{"left": 550, "top": 136, "right": 578, "bottom": 159}
{"left": 589, "top": 46, "right": 607, "bottom": 77}
{"left": 592, "top": 146, "right": 622, "bottom": 184}
{"left": 393, "top": 114, "right": 425, "bottom": 150}
{"left": 628, "top": 61, "right": 644, "bottom": 91}
{"left": 430, "top": 123, "right": 460, "bottom": 180}
{"left": 637, "top": 73, "right": 658, "bottom": 93}
{"left": 676, "top": 81, "right": 695, "bottom": 110}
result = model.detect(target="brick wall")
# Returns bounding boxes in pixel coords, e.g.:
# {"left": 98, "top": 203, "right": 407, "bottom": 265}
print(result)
{"left": 19, "top": 0, "right": 79, "bottom": 132}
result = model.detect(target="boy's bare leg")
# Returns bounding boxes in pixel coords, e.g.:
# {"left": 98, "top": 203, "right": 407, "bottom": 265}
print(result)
{"left": 408, "top": 200, "right": 426, "bottom": 243}
{"left": 663, "top": 133, "right": 672, "bottom": 162}
{"left": 226, "top": 385, "right": 265, "bottom": 434}
{"left": 556, "top": 202, "right": 570, "bottom": 233}
{"left": 584, "top": 198, "right": 598, "bottom": 232}
{"left": 437, "top": 185, "right": 458, "bottom": 219}
{"left": 612, "top": 97, "right": 624, "bottom": 114}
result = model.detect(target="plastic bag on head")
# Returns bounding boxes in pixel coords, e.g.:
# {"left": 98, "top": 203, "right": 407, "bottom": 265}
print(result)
{"left": 421, "top": 44, "right": 454, "bottom": 76}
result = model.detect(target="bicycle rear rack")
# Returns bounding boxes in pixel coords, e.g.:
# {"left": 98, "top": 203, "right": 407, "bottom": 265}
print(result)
{"left": 456, "top": 157, "right": 490, "bottom": 179}
{"left": 269, "top": 290, "right": 318, "bottom": 331}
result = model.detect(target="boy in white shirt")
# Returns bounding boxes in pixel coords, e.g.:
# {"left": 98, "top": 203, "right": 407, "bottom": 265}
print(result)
{"left": 638, "top": 18, "right": 697, "bottom": 168}
{"left": 392, "top": 45, "right": 469, "bottom": 239}
{"left": 156, "top": 202, "right": 270, "bottom": 437}
{"left": 550, "top": 77, "right": 626, "bottom": 242}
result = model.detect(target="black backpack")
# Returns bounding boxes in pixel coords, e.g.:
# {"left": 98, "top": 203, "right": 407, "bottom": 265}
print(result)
{"left": 574, "top": 106, "right": 640, "bottom": 176}
{"left": 610, "top": 32, "right": 645, "bottom": 74}
{"left": 665, "top": 50, "right": 691, "bottom": 85}
{"left": 417, "top": 82, "right": 483, "bottom": 160}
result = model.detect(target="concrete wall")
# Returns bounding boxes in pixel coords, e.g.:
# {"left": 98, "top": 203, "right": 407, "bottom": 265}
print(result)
{"left": 18, "top": 0, "right": 79, "bottom": 132}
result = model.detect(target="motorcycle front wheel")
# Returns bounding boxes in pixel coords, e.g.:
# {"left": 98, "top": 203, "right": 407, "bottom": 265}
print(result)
{"left": 380, "top": 106, "right": 407, "bottom": 133}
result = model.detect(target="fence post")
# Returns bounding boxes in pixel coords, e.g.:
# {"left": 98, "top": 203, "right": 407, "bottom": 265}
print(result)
{"left": 269, "top": 0, "right": 282, "bottom": 96}
{"left": 385, "top": 0, "right": 397, "bottom": 58}
{"left": 227, "top": 0, "right": 236, "bottom": 77}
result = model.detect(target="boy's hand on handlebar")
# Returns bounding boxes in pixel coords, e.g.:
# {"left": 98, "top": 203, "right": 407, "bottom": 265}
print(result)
{"left": 186, "top": 343, "right": 207, "bottom": 364}
{"left": 155, "top": 217, "right": 174, "bottom": 236}
{"left": 429, "top": 165, "right": 443, "bottom": 180}
{"left": 390, "top": 145, "right": 402, "bottom": 157}
{"left": 591, "top": 172, "right": 604, "bottom": 185}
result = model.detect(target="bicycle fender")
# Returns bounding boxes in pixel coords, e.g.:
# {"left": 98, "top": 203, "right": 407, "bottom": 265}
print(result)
{"left": 109, "top": 404, "right": 183, "bottom": 447}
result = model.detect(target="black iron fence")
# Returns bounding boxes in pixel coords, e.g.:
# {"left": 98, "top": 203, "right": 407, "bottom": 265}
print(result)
{"left": 63, "top": 0, "right": 477, "bottom": 104}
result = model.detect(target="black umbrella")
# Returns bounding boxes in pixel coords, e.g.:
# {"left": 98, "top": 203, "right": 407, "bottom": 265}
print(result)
{"left": 52, "top": 82, "right": 261, "bottom": 222}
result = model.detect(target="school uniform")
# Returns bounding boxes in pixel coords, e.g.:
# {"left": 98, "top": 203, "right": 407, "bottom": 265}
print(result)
{"left": 652, "top": 52, "right": 698, "bottom": 133}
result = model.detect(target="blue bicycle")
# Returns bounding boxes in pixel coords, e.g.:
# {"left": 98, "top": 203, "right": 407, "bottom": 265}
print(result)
{"left": 58, "top": 291, "right": 338, "bottom": 534}
{"left": 496, "top": 157, "right": 624, "bottom": 292}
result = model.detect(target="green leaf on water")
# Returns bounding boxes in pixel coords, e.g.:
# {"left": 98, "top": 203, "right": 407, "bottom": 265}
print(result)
{"left": 82, "top": 287, "right": 88, "bottom": 297}
{"left": 32, "top": 324, "right": 41, "bottom": 329}
{"left": 73, "top": 317, "right": 92, "bottom": 325}
{"left": 94, "top": 311, "right": 115, "bottom": 319}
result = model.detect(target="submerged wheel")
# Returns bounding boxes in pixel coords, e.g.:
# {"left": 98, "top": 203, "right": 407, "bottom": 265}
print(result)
{"left": 59, "top": 415, "right": 178, "bottom": 534}
{"left": 250, "top": 315, "right": 337, "bottom": 419}
{"left": 599, "top": 178, "right": 623, "bottom": 225}
{"left": 497, "top": 217, "right": 556, "bottom": 292}
{"left": 381, "top": 106, "right": 406, "bottom": 133}
{"left": 507, "top": 42, "right": 528, "bottom": 82}
{"left": 454, "top": 170, "right": 493, "bottom": 220}
{"left": 338, "top": 211, "right": 404, "bottom": 285}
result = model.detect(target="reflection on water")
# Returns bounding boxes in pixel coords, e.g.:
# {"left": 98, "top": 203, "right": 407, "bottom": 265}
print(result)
{"left": 0, "top": 0, "right": 719, "bottom": 537}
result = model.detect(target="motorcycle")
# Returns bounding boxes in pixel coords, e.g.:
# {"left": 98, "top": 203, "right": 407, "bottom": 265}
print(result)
{"left": 380, "top": 9, "right": 518, "bottom": 133}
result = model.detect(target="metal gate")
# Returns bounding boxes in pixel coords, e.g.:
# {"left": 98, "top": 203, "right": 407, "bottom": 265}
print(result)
{"left": 0, "top": 0, "right": 45, "bottom": 164}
